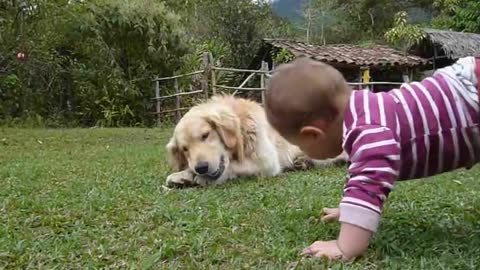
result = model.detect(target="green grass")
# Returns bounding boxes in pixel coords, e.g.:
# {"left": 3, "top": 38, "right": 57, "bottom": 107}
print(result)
{"left": 1, "top": 128, "right": 480, "bottom": 269}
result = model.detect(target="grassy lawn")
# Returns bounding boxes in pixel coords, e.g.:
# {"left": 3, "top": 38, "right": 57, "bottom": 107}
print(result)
{"left": 1, "top": 128, "right": 480, "bottom": 269}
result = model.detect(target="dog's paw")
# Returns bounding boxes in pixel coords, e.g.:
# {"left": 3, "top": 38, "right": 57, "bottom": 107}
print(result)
{"left": 193, "top": 175, "right": 228, "bottom": 187}
{"left": 293, "top": 156, "right": 315, "bottom": 171}
{"left": 193, "top": 175, "right": 215, "bottom": 187}
{"left": 166, "top": 171, "right": 197, "bottom": 188}
{"left": 332, "top": 152, "right": 348, "bottom": 166}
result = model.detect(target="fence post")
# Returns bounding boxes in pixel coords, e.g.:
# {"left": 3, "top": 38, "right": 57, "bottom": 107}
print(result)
{"left": 260, "top": 61, "right": 268, "bottom": 105}
{"left": 209, "top": 52, "right": 217, "bottom": 96}
{"left": 361, "top": 67, "right": 371, "bottom": 91}
{"left": 174, "top": 77, "right": 181, "bottom": 123}
{"left": 155, "top": 77, "right": 161, "bottom": 124}
{"left": 202, "top": 52, "right": 210, "bottom": 100}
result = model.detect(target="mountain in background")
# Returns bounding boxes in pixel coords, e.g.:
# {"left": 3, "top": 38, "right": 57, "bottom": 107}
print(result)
{"left": 271, "top": 0, "right": 305, "bottom": 23}
{"left": 271, "top": 0, "right": 433, "bottom": 24}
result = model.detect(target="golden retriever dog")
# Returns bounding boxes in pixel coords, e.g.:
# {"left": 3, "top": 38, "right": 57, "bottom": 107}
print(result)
{"left": 165, "top": 95, "right": 346, "bottom": 187}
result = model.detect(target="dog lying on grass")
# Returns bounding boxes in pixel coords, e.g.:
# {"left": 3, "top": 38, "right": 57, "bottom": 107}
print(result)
{"left": 165, "top": 95, "right": 347, "bottom": 187}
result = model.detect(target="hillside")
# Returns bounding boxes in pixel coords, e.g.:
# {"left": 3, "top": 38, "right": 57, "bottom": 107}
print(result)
{"left": 271, "top": 0, "right": 304, "bottom": 22}
{"left": 271, "top": 0, "right": 433, "bottom": 25}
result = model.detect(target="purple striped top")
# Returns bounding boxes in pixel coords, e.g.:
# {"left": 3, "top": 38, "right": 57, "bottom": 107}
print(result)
{"left": 339, "top": 70, "right": 480, "bottom": 232}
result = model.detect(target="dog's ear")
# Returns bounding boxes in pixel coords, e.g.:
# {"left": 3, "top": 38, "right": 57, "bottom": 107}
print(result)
{"left": 208, "top": 109, "right": 245, "bottom": 161}
{"left": 241, "top": 116, "right": 257, "bottom": 157}
{"left": 166, "top": 137, "right": 187, "bottom": 171}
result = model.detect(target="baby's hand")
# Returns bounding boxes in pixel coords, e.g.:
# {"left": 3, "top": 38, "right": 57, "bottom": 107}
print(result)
{"left": 321, "top": 207, "right": 339, "bottom": 222}
{"left": 301, "top": 240, "right": 344, "bottom": 261}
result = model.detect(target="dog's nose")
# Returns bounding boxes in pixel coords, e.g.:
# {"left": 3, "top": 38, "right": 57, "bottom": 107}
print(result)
{"left": 194, "top": 162, "right": 209, "bottom": 175}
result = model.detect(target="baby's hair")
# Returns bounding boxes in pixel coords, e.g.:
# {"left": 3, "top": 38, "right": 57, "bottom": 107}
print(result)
{"left": 265, "top": 57, "right": 350, "bottom": 136}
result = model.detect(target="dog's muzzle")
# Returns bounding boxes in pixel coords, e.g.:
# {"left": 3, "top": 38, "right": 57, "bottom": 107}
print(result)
{"left": 205, "top": 156, "right": 225, "bottom": 180}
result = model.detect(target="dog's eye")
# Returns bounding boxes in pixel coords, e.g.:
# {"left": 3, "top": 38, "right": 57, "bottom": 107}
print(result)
{"left": 182, "top": 146, "right": 188, "bottom": 152}
{"left": 201, "top": 132, "right": 209, "bottom": 141}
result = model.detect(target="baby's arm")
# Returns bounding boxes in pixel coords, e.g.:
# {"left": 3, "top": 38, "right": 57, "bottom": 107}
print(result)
{"left": 302, "top": 221, "right": 371, "bottom": 261}
{"left": 303, "top": 209, "right": 371, "bottom": 260}
{"left": 337, "top": 222, "right": 372, "bottom": 259}
{"left": 323, "top": 208, "right": 371, "bottom": 258}
{"left": 305, "top": 125, "right": 401, "bottom": 260}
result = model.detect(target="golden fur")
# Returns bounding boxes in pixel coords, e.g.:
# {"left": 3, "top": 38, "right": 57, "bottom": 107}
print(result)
{"left": 165, "top": 95, "right": 346, "bottom": 187}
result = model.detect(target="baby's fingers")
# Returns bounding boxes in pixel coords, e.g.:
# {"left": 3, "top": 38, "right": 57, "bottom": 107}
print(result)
{"left": 320, "top": 208, "right": 339, "bottom": 222}
{"left": 301, "top": 246, "right": 316, "bottom": 256}
{"left": 321, "top": 214, "right": 337, "bottom": 222}
{"left": 321, "top": 208, "right": 338, "bottom": 215}
{"left": 301, "top": 241, "right": 323, "bottom": 256}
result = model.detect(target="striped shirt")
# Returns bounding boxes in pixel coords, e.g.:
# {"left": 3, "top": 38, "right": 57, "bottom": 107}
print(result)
{"left": 339, "top": 57, "right": 480, "bottom": 232}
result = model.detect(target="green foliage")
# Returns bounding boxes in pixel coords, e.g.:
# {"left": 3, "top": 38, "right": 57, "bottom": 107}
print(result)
{"left": 385, "top": 11, "right": 426, "bottom": 54}
{"left": 433, "top": 0, "right": 461, "bottom": 13}
{"left": 10, "top": 0, "right": 479, "bottom": 127}
{"left": 432, "top": 0, "right": 480, "bottom": 33}
{"left": 331, "top": 0, "right": 404, "bottom": 42}
{"left": 0, "top": 0, "right": 289, "bottom": 127}
{"left": 285, "top": 0, "right": 442, "bottom": 45}
{"left": 451, "top": 1, "right": 480, "bottom": 33}
{"left": 272, "top": 48, "right": 295, "bottom": 65}
{"left": 0, "top": 0, "right": 189, "bottom": 127}
{"left": 195, "top": 0, "right": 289, "bottom": 68}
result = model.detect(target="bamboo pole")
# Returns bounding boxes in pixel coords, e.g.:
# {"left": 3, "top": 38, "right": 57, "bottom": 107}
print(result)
{"left": 260, "top": 61, "right": 268, "bottom": 105}
{"left": 159, "top": 107, "right": 192, "bottom": 114}
{"left": 174, "top": 77, "right": 181, "bottom": 123}
{"left": 213, "top": 67, "right": 269, "bottom": 74}
{"left": 151, "top": 90, "right": 204, "bottom": 100}
{"left": 347, "top": 82, "right": 404, "bottom": 86}
{"left": 155, "top": 78, "right": 161, "bottom": 124}
{"left": 152, "top": 71, "right": 203, "bottom": 81}
{"left": 209, "top": 53, "right": 217, "bottom": 96}
{"left": 202, "top": 52, "right": 209, "bottom": 99}
{"left": 213, "top": 85, "right": 265, "bottom": 91}
{"left": 232, "top": 73, "right": 256, "bottom": 96}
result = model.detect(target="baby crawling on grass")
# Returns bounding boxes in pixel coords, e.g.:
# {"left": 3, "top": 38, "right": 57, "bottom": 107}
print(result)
{"left": 265, "top": 56, "right": 480, "bottom": 261}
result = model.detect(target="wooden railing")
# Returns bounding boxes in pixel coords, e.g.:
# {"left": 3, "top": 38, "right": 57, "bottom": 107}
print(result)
{"left": 152, "top": 53, "right": 270, "bottom": 124}
{"left": 153, "top": 53, "right": 407, "bottom": 124}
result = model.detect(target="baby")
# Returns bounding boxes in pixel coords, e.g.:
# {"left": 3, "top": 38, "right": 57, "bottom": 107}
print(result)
{"left": 264, "top": 56, "right": 480, "bottom": 261}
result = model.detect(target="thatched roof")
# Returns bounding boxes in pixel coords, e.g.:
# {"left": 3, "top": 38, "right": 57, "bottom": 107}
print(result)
{"left": 264, "top": 39, "right": 427, "bottom": 69}
{"left": 423, "top": 28, "right": 480, "bottom": 59}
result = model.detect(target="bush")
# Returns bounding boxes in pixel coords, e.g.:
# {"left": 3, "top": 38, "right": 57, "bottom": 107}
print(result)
{"left": 0, "top": 0, "right": 189, "bottom": 127}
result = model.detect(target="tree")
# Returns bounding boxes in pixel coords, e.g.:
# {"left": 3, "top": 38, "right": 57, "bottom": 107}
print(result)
{"left": 0, "top": 0, "right": 291, "bottom": 126}
{"left": 328, "top": 0, "right": 434, "bottom": 43}
{"left": 311, "top": 0, "right": 336, "bottom": 45}
{"left": 385, "top": 11, "right": 426, "bottom": 55}
{"left": 432, "top": 0, "right": 480, "bottom": 33}
{"left": 0, "top": 0, "right": 189, "bottom": 126}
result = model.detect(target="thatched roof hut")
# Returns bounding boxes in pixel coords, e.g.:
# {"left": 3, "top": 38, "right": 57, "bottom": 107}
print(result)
{"left": 410, "top": 28, "right": 480, "bottom": 69}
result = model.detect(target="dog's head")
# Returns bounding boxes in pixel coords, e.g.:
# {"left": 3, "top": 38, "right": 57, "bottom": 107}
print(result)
{"left": 166, "top": 104, "right": 244, "bottom": 182}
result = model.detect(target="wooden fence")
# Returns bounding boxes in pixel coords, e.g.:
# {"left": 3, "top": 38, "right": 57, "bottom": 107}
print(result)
{"left": 152, "top": 52, "right": 270, "bottom": 124}
{"left": 152, "top": 52, "right": 407, "bottom": 124}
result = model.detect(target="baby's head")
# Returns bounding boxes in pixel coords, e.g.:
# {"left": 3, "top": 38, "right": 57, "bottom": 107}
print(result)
{"left": 265, "top": 57, "right": 351, "bottom": 159}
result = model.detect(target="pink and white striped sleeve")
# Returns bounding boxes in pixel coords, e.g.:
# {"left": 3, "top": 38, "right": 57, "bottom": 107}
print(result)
{"left": 340, "top": 125, "right": 401, "bottom": 232}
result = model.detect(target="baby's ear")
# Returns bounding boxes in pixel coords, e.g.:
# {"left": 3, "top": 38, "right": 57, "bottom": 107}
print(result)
{"left": 300, "top": 125, "right": 327, "bottom": 142}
